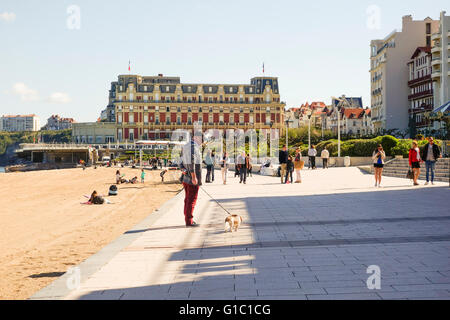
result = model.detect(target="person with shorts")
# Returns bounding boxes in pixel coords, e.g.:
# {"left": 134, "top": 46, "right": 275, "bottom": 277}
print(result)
{"left": 409, "top": 140, "right": 422, "bottom": 186}
{"left": 372, "top": 144, "right": 386, "bottom": 188}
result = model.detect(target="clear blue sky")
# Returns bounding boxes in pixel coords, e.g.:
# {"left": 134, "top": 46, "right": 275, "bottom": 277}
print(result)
{"left": 0, "top": 0, "right": 448, "bottom": 123}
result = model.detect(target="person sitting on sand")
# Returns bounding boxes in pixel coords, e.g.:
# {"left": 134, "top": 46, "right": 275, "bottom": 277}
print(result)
{"left": 88, "top": 191, "right": 104, "bottom": 205}
{"left": 131, "top": 176, "right": 138, "bottom": 184}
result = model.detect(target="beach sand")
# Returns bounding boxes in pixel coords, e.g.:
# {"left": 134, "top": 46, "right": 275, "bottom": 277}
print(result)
{"left": 0, "top": 166, "right": 182, "bottom": 299}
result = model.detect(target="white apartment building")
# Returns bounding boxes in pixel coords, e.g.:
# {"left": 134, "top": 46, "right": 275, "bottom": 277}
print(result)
{"left": 0, "top": 114, "right": 40, "bottom": 132}
{"left": 370, "top": 15, "right": 439, "bottom": 133}
{"left": 431, "top": 11, "right": 450, "bottom": 111}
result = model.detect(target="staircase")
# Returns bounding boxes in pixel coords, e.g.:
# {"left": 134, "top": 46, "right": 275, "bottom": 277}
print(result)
{"left": 382, "top": 158, "right": 449, "bottom": 183}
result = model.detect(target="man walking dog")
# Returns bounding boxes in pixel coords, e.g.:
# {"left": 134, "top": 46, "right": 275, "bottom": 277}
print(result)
{"left": 180, "top": 133, "right": 202, "bottom": 227}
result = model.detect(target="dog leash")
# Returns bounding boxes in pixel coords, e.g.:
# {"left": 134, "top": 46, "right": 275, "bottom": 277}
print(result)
{"left": 200, "top": 186, "right": 232, "bottom": 216}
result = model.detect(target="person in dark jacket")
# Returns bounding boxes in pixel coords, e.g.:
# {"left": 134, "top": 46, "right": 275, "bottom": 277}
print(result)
{"left": 285, "top": 155, "right": 294, "bottom": 184}
{"left": 421, "top": 137, "right": 442, "bottom": 185}
{"left": 279, "top": 145, "right": 288, "bottom": 184}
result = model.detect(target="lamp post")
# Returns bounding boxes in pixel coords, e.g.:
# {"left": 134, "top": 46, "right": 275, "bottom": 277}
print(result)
{"left": 332, "top": 96, "right": 348, "bottom": 158}
{"left": 307, "top": 113, "right": 312, "bottom": 149}
{"left": 285, "top": 117, "right": 293, "bottom": 151}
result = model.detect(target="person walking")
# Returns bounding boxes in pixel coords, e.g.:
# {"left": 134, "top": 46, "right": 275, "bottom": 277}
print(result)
{"left": 237, "top": 152, "right": 248, "bottom": 184}
{"left": 285, "top": 155, "right": 294, "bottom": 184}
{"left": 221, "top": 152, "right": 230, "bottom": 185}
{"left": 293, "top": 148, "right": 303, "bottom": 183}
{"left": 180, "top": 135, "right": 202, "bottom": 227}
{"left": 279, "top": 145, "right": 288, "bottom": 184}
{"left": 308, "top": 145, "right": 317, "bottom": 169}
{"left": 372, "top": 144, "right": 386, "bottom": 188}
{"left": 408, "top": 140, "right": 422, "bottom": 186}
{"left": 140, "top": 169, "right": 146, "bottom": 184}
{"left": 321, "top": 147, "right": 329, "bottom": 169}
{"left": 205, "top": 150, "right": 213, "bottom": 183}
{"left": 211, "top": 151, "right": 216, "bottom": 182}
{"left": 247, "top": 153, "right": 253, "bottom": 177}
{"left": 421, "top": 136, "right": 442, "bottom": 185}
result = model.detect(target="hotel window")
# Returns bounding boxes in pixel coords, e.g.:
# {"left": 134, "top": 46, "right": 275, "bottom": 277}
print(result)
{"left": 166, "top": 86, "right": 170, "bottom": 92}
{"left": 144, "top": 95, "right": 148, "bottom": 101}
{"left": 118, "top": 114, "right": 123, "bottom": 123}
{"left": 250, "top": 116, "right": 254, "bottom": 123}
{"left": 130, "top": 106, "right": 133, "bottom": 111}
{"left": 199, "top": 107, "right": 203, "bottom": 112}
{"left": 209, "top": 107, "right": 213, "bottom": 112}
{"left": 166, "top": 107, "right": 170, "bottom": 112}
{"left": 155, "top": 106, "right": 159, "bottom": 111}
{"left": 266, "top": 107, "right": 270, "bottom": 112}
{"left": 209, "top": 87, "right": 212, "bottom": 93}
{"left": 188, "top": 107, "right": 192, "bottom": 112}
{"left": 118, "top": 95, "right": 122, "bottom": 101}
{"left": 129, "top": 93, "right": 133, "bottom": 101}
{"left": 88, "top": 136, "right": 94, "bottom": 144}
{"left": 144, "top": 86, "right": 147, "bottom": 91}
{"left": 229, "top": 87, "right": 233, "bottom": 93}
{"left": 144, "top": 115, "right": 149, "bottom": 123}
{"left": 144, "top": 106, "right": 148, "bottom": 111}
{"left": 156, "top": 115, "right": 159, "bottom": 124}
{"left": 129, "top": 113, "right": 134, "bottom": 123}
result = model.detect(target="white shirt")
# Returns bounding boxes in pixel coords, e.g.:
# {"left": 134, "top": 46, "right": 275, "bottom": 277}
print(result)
{"left": 308, "top": 148, "right": 317, "bottom": 157}
{"left": 321, "top": 150, "right": 329, "bottom": 159}
{"left": 426, "top": 144, "right": 435, "bottom": 161}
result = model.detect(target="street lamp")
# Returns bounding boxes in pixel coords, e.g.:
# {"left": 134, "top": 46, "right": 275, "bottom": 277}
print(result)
{"left": 332, "top": 96, "right": 349, "bottom": 158}
{"left": 285, "top": 117, "right": 293, "bottom": 151}
{"left": 307, "top": 113, "right": 312, "bottom": 149}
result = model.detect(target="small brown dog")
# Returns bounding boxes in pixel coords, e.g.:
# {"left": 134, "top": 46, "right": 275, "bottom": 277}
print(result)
{"left": 224, "top": 215, "right": 243, "bottom": 233}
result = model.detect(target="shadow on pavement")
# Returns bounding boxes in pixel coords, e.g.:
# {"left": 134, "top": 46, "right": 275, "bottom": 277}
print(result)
{"left": 77, "top": 186, "right": 450, "bottom": 300}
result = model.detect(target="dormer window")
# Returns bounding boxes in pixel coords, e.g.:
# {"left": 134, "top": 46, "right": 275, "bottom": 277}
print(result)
{"left": 209, "top": 87, "right": 212, "bottom": 93}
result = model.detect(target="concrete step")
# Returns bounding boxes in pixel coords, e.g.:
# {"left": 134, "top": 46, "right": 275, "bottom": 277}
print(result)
{"left": 382, "top": 172, "right": 449, "bottom": 182}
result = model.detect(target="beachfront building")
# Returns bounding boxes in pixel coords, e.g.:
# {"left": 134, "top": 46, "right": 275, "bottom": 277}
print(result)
{"left": 430, "top": 11, "right": 450, "bottom": 134}
{"left": 370, "top": 15, "right": 439, "bottom": 133}
{"left": 0, "top": 114, "right": 40, "bottom": 132}
{"left": 407, "top": 47, "right": 434, "bottom": 134}
{"left": 43, "top": 114, "right": 75, "bottom": 131}
{"left": 108, "top": 74, "right": 285, "bottom": 142}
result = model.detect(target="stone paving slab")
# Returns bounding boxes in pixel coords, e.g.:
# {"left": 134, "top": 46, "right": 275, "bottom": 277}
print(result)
{"left": 36, "top": 167, "right": 450, "bottom": 300}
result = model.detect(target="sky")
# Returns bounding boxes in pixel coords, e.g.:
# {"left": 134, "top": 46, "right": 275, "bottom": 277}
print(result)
{"left": 0, "top": 0, "right": 448, "bottom": 123}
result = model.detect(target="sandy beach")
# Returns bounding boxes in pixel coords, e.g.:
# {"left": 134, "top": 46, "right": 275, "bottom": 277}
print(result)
{"left": 0, "top": 166, "right": 182, "bottom": 299}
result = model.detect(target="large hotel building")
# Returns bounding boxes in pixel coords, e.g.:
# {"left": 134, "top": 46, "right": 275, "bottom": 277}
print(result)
{"left": 74, "top": 74, "right": 285, "bottom": 144}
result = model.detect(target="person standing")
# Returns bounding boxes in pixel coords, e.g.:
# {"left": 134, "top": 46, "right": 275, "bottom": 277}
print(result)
{"left": 321, "top": 147, "right": 330, "bottom": 169}
{"left": 293, "top": 148, "right": 303, "bottom": 183}
{"left": 408, "top": 140, "right": 422, "bottom": 186}
{"left": 180, "top": 135, "right": 202, "bottom": 227}
{"left": 372, "top": 144, "right": 386, "bottom": 188}
{"left": 205, "top": 150, "right": 213, "bottom": 183}
{"left": 421, "top": 137, "right": 442, "bottom": 185}
{"left": 308, "top": 145, "right": 317, "bottom": 169}
{"left": 221, "top": 152, "right": 230, "bottom": 185}
{"left": 116, "top": 170, "right": 121, "bottom": 184}
{"left": 279, "top": 145, "right": 288, "bottom": 184}
{"left": 140, "top": 169, "right": 146, "bottom": 184}
{"left": 285, "top": 155, "right": 294, "bottom": 184}
{"left": 247, "top": 153, "right": 253, "bottom": 177}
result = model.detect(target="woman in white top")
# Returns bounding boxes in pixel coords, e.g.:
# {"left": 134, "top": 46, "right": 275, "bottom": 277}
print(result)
{"left": 221, "top": 152, "right": 230, "bottom": 185}
{"left": 372, "top": 144, "right": 386, "bottom": 187}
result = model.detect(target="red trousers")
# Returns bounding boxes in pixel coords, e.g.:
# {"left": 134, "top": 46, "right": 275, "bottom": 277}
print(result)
{"left": 183, "top": 183, "right": 199, "bottom": 226}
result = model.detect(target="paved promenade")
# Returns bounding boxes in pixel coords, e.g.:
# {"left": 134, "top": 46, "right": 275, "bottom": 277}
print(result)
{"left": 33, "top": 168, "right": 450, "bottom": 300}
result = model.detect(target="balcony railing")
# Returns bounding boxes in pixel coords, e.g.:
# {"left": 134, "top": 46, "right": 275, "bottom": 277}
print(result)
{"left": 112, "top": 99, "right": 280, "bottom": 105}
{"left": 408, "top": 74, "right": 431, "bottom": 86}
{"left": 408, "top": 90, "right": 433, "bottom": 100}
{"left": 409, "top": 104, "right": 433, "bottom": 114}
